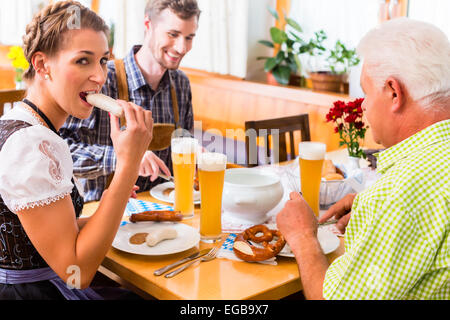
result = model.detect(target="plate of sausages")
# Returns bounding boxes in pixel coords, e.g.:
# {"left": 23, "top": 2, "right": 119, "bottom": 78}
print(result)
{"left": 112, "top": 219, "right": 200, "bottom": 256}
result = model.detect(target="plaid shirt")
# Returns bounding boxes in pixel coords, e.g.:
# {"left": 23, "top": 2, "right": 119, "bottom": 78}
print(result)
{"left": 323, "top": 120, "right": 450, "bottom": 299}
{"left": 60, "top": 45, "right": 194, "bottom": 202}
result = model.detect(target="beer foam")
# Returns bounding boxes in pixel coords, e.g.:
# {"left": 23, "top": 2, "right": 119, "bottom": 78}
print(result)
{"left": 198, "top": 152, "right": 227, "bottom": 171}
{"left": 298, "top": 142, "right": 326, "bottom": 160}
{"left": 171, "top": 137, "right": 198, "bottom": 154}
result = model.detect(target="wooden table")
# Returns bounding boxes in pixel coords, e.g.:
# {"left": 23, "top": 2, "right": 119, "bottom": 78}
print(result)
{"left": 82, "top": 192, "right": 345, "bottom": 300}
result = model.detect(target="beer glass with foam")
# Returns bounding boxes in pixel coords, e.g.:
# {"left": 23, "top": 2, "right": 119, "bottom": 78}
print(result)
{"left": 298, "top": 142, "right": 326, "bottom": 216}
{"left": 198, "top": 152, "right": 227, "bottom": 243}
{"left": 171, "top": 137, "right": 198, "bottom": 218}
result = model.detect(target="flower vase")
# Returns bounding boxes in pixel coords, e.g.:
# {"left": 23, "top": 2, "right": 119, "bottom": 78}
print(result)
{"left": 347, "top": 156, "right": 361, "bottom": 173}
{"left": 15, "top": 81, "right": 26, "bottom": 90}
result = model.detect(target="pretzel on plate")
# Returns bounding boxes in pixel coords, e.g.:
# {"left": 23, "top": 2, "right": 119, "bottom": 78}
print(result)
{"left": 233, "top": 225, "right": 286, "bottom": 262}
{"left": 129, "top": 210, "right": 183, "bottom": 222}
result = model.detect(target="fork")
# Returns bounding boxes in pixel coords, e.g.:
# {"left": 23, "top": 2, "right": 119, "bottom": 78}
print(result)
{"left": 164, "top": 245, "right": 220, "bottom": 278}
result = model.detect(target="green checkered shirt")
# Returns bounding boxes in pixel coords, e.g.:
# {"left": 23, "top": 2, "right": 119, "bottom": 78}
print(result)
{"left": 323, "top": 120, "right": 450, "bottom": 300}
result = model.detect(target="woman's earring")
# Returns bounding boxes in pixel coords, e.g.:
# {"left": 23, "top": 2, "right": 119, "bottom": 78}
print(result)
{"left": 44, "top": 74, "right": 50, "bottom": 80}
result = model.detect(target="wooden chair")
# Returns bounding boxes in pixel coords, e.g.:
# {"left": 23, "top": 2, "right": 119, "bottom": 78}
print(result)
{"left": 245, "top": 114, "right": 311, "bottom": 167}
{"left": 0, "top": 89, "right": 26, "bottom": 115}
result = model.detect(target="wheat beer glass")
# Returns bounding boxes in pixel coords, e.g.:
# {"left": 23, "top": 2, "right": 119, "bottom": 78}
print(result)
{"left": 298, "top": 142, "right": 326, "bottom": 216}
{"left": 198, "top": 152, "right": 227, "bottom": 243}
{"left": 171, "top": 137, "right": 198, "bottom": 218}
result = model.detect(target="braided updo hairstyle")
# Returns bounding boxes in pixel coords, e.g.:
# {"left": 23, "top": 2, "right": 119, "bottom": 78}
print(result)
{"left": 22, "top": 0, "right": 109, "bottom": 80}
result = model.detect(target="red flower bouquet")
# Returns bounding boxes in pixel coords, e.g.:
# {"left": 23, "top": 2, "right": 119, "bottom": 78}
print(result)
{"left": 326, "top": 98, "right": 367, "bottom": 158}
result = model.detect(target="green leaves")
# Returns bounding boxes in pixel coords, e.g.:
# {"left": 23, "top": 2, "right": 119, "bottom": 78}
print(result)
{"left": 257, "top": 7, "right": 306, "bottom": 85}
{"left": 264, "top": 57, "right": 278, "bottom": 72}
{"left": 258, "top": 6, "right": 361, "bottom": 85}
{"left": 267, "top": 6, "right": 279, "bottom": 21}
{"left": 272, "top": 66, "right": 291, "bottom": 85}
{"left": 258, "top": 40, "right": 274, "bottom": 48}
{"left": 286, "top": 18, "right": 302, "bottom": 33}
{"left": 270, "top": 27, "right": 288, "bottom": 44}
{"left": 327, "top": 40, "right": 360, "bottom": 74}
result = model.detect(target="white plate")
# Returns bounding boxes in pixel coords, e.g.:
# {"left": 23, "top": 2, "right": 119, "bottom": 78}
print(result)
{"left": 112, "top": 222, "right": 200, "bottom": 256}
{"left": 150, "top": 182, "right": 201, "bottom": 205}
{"left": 278, "top": 227, "right": 340, "bottom": 257}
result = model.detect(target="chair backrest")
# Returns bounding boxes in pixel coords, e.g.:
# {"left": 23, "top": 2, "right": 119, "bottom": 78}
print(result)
{"left": 0, "top": 89, "right": 26, "bottom": 115}
{"left": 245, "top": 114, "right": 311, "bottom": 167}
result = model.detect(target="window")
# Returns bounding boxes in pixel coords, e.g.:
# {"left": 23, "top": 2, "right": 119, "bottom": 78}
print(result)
{"left": 408, "top": 0, "right": 450, "bottom": 37}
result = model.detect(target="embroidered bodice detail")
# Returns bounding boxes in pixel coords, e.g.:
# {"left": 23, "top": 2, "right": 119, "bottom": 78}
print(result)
{"left": 0, "top": 120, "right": 84, "bottom": 270}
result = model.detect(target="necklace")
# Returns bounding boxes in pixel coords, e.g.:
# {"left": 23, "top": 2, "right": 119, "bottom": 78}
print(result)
{"left": 21, "top": 99, "right": 58, "bottom": 135}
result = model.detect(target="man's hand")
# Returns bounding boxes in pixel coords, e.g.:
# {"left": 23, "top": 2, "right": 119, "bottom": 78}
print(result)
{"left": 318, "top": 193, "right": 356, "bottom": 233}
{"left": 276, "top": 192, "right": 318, "bottom": 243}
{"left": 139, "top": 151, "right": 171, "bottom": 182}
{"left": 130, "top": 185, "right": 140, "bottom": 198}
{"left": 276, "top": 192, "right": 329, "bottom": 300}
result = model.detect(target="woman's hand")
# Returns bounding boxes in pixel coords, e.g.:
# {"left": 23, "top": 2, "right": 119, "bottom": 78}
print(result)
{"left": 318, "top": 193, "right": 356, "bottom": 233}
{"left": 102, "top": 185, "right": 140, "bottom": 199}
{"left": 109, "top": 100, "right": 153, "bottom": 174}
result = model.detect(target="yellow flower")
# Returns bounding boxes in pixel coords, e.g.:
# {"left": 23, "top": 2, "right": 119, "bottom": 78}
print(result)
{"left": 8, "top": 46, "right": 29, "bottom": 71}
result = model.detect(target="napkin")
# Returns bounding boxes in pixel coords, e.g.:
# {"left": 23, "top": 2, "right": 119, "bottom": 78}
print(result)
{"left": 125, "top": 198, "right": 174, "bottom": 216}
{"left": 218, "top": 233, "right": 277, "bottom": 265}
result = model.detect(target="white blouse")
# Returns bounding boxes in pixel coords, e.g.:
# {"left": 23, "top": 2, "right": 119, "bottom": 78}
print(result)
{"left": 0, "top": 105, "right": 75, "bottom": 213}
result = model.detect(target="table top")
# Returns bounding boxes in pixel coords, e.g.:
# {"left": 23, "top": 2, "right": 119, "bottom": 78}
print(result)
{"left": 82, "top": 191, "right": 345, "bottom": 300}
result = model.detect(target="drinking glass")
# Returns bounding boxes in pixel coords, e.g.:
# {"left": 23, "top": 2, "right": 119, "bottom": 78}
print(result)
{"left": 198, "top": 152, "right": 227, "bottom": 243}
{"left": 298, "top": 142, "right": 326, "bottom": 216}
{"left": 171, "top": 137, "right": 198, "bottom": 218}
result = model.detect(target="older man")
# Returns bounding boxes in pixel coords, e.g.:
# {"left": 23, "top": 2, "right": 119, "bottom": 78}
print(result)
{"left": 277, "top": 18, "right": 450, "bottom": 300}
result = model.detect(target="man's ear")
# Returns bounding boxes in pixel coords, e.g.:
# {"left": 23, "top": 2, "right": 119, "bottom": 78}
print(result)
{"left": 385, "top": 77, "right": 405, "bottom": 112}
{"left": 144, "top": 15, "right": 151, "bottom": 32}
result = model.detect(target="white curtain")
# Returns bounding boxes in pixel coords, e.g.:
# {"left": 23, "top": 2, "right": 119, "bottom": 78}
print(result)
{"left": 0, "top": 0, "right": 97, "bottom": 45}
{"left": 0, "top": 0, "right": 34, "bottom": 45}
{"left": 408, "top": 0, "right": 450, "bottom": 38}
{"left": 98, "top": 0, "right": 146, "bottom": 59}
{"left": 181, "top": 0, "right": 249, "bottom": 78}
{"left": 99, "top": 0, "right": 251, "bottom": 77}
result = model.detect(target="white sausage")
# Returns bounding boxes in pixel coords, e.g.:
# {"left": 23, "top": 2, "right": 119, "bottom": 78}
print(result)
{"left": 86, "top": 93, "right": 123, "bottom": 117}
{"left": 146, "top": 227, "right": 178, "bottom": 247}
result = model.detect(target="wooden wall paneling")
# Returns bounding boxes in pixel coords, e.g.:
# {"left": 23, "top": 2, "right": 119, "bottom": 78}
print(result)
{"left": 0, "top": 68, "right": 15, "bottom": 90}
{"left": 185, "top": 68, "right": 383, "bottom": 152}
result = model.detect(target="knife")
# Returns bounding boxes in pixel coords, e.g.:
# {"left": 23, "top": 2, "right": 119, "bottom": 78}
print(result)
{"left": 158, "top": 173, "right": 175, "bottom": 183}
{"left": 153, "top": 248, "right": 211, "bottom": 276}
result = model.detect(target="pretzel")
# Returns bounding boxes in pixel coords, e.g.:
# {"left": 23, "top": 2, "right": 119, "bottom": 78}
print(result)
{"left": 233, "top": 225, "right": 286, "bottom": 262}
{"left": 129, "top": 210, "right": 183, "bottom": 223}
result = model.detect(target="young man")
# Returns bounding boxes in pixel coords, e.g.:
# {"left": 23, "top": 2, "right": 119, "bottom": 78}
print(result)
{"left": 60, "top": 0, "right": 201, "bottom": 202}
{"left": 277, "top": 18, "right": 450, "bottom": 299}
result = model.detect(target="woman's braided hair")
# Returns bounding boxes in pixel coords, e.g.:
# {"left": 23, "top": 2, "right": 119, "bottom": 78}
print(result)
{"left": 22, "top": 0, "right": 109, "bottom": 80}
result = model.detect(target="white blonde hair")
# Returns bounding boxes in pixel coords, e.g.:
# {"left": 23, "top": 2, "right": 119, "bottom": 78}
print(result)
{"left": 357, "top": 18, "right": 450, "bottom": 109}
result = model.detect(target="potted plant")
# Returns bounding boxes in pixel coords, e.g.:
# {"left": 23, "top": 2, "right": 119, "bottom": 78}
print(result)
{"left": 257, "top": 7, "right": 305, "bottom": 86}
{"left": 308, "top": 36, "right": 360, "bottom": 93}
{"left": 7, "top": 46, "right": 29, "bottom": 89}
{"left": 325, "top": 98, "right": 367, "bottom": 166}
